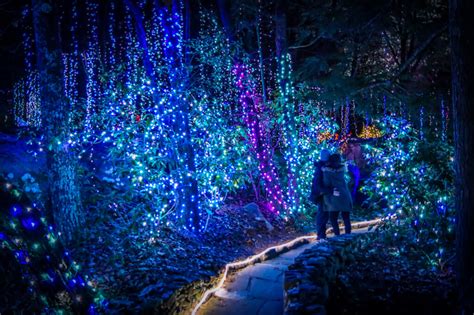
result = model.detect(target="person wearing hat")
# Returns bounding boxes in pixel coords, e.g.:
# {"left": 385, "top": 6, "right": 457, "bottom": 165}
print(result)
{"left": 321, "top": 153, "right": 353, "bottom": 235}
{"left": 310, "top": 149, "right": 333, "bottom": 239}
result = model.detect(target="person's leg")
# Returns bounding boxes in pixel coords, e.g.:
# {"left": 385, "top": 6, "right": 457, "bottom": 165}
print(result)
{"left": 316, "top": 204, "right": 328, "bottom": 239}
{"left": 342, "top": 211, "right": 351, "bottom": 234}
{"left": 329, "top": 211, "right": 340, "bottom": 235}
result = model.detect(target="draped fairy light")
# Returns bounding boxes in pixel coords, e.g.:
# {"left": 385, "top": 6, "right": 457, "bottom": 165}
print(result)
{"left": 13, "top": 6, "right": 41, "bottom": 128}
{"left": 256, "top": 0, "right": 267, "bottom": 103}
{"left": 106, "top": 0, "right": 117, "bottom": 92}
{"left": 420, "top": 106, "right": 425, "bottom": 140}
{"left": 24, "top": 77, "right": 41, "bottom": 129}
{"left": 351, "top": 98, "right": 357, "bottom": 135}
{"left": 13, "top": 78, "right": 26, "bottom": 127}
{"left": 69, "top": 0, "right": 79, "bottom": 109}
{"left": 63, "top": 1, "right": 79, "bottom": 125}
{"left": 13, "top": 74, "right": 41, "bottom": 128}
{"left": 84, "top": 0, "right": 101, "bottom": 130}
{"left": 149, "top": 3, "right": 165, "bottom": 85}
{"left": 441, "top": 98, "right": 448, "bottom": 141}
{"left": 124, "top": 7, "right": 141, "bottom": 89}
{"left": 342, "top": 97, "right": 350, "bottom": 137}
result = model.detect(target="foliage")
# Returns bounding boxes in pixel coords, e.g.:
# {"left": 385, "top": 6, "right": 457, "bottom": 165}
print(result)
{"left": 286, "top": 0, "right": 449, "bottom": 110}
{"left": 361, "top": 117, "right": 454, "bottom": 268}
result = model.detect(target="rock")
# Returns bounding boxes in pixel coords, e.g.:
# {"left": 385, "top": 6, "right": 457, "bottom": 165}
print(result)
{"left": 263, "top": 248, "right": 278, "bottom": 260}
{"left": 264, "top": 220, "right": 274, "bottom": 231}
{"left": 284, "top": 271, "right": 300, "bottom": 290}
{"left": 243, "top": 202, "right": 261, "bottom": 217}
{"left": 243, "top": 202, "right": 274, "bottom": 231}
{"left": 283, "top": 234, "right": 363, "bottom": 314}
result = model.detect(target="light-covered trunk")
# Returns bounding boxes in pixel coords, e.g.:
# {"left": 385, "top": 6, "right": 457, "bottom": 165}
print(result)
{"left": 32, "top": 0, "right": 83, "bottom": 242}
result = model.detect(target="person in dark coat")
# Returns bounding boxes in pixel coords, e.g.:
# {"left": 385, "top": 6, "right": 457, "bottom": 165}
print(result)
{"left": 322, "top": 153, "right": 353, "bottom": 235}
{"left": 310, "top": 149, "right": 332, "bottom": 239}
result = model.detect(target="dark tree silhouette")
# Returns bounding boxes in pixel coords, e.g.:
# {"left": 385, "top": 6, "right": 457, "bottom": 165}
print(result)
{"left": 32, "top": 0, "right": 83, "bottom": 242}
{"left": 449, "top": 0, "right": 474, "bottom": 312}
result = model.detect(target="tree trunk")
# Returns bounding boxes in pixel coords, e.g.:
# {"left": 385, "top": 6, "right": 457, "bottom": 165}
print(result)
{"left": 32, "top": 0, "right": 84, "bottom": 243}
{"left": 450, "top": 0, "right": 474, "bottom": 312}
{"left": 275, "top": 0, "right": 287, "bottom": 60}
{"left": 276, "top": 1, "right": 299, "bottom": 214}
{"left": 217, "top": 0, "right": 233, "bottom": 41}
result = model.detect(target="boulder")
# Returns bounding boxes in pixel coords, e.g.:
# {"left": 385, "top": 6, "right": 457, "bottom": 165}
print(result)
{"left": 243, "top": 202, "right": 274, "bottom": 231}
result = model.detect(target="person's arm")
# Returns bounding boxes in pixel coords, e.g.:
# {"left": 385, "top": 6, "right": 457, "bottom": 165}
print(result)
{"left": 309, "top": 167, "right": 320, "bottom": 201}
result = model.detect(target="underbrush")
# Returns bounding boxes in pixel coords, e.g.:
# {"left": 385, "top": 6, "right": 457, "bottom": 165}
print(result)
{"left": 327, "top": 226, "right": 456, "bottom": 315}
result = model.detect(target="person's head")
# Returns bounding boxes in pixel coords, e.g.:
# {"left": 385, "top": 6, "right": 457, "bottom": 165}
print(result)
{"left": 320, "top": 149, "right": 331, "bottom": 162}
{"left": 328, "top": 153, "right": 343, "bottom": 168}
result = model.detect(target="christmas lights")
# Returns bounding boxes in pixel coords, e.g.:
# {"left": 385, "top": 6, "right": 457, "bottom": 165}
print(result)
{"left": 361, "top": 117, "right": 454, "bottom": 266}
{"left": 234, "top": 63, "right": 286, "bottom": 214}
{"left": 0, "top": 177, "right": 105, "bottom": 313}
{"left": 358, "top": 124, "right": 384, "bottom": 139}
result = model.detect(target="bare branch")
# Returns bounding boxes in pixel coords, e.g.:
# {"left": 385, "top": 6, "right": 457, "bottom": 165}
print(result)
{"left": 393, "top": 24, "right": 447, "bottom": 79}
{"left": 288, "top": 35, "right": 322, "bottom": 50}
{"left": 382, "top": 31, "right": 400, "bottom": 65}
{"left": 350, "top": 23, "right": 448, "bottom": 96}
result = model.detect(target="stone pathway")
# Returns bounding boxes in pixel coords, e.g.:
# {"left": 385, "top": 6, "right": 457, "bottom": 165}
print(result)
{"left": 196, "top": 227, "right": 372, "bottom": 315}
{"left": 196, "top": 241, "right": 315, "bottom": 315}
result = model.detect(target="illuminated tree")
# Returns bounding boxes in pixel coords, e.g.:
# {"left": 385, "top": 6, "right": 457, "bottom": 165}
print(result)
{"left": 123, "top": 0, "right": 200, "bottom": 231}
{"left": 362, "top": 117, "right": 455, "bottom": 266}
{"left": 234, "top": 63, "right": 287, "bottom": 214}
{"left": 191, "top": 10, "right": 256, "bottom": 213}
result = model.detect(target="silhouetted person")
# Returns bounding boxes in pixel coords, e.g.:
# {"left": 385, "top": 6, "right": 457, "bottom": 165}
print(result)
{"left": 310, "top": 149, "right": 332, "bottom": 239}
{"left": 321, "top": 153, "right": 353, "bottom": 235}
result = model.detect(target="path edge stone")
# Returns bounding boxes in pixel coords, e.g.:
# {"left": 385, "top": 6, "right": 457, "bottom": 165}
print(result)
{"left": 283, "top": 233, "right": 367, "bottom": 315}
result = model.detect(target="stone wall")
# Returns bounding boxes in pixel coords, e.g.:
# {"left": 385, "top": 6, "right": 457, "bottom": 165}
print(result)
{"left": 284, "top": 234, "right": 363, "bottom": 315}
